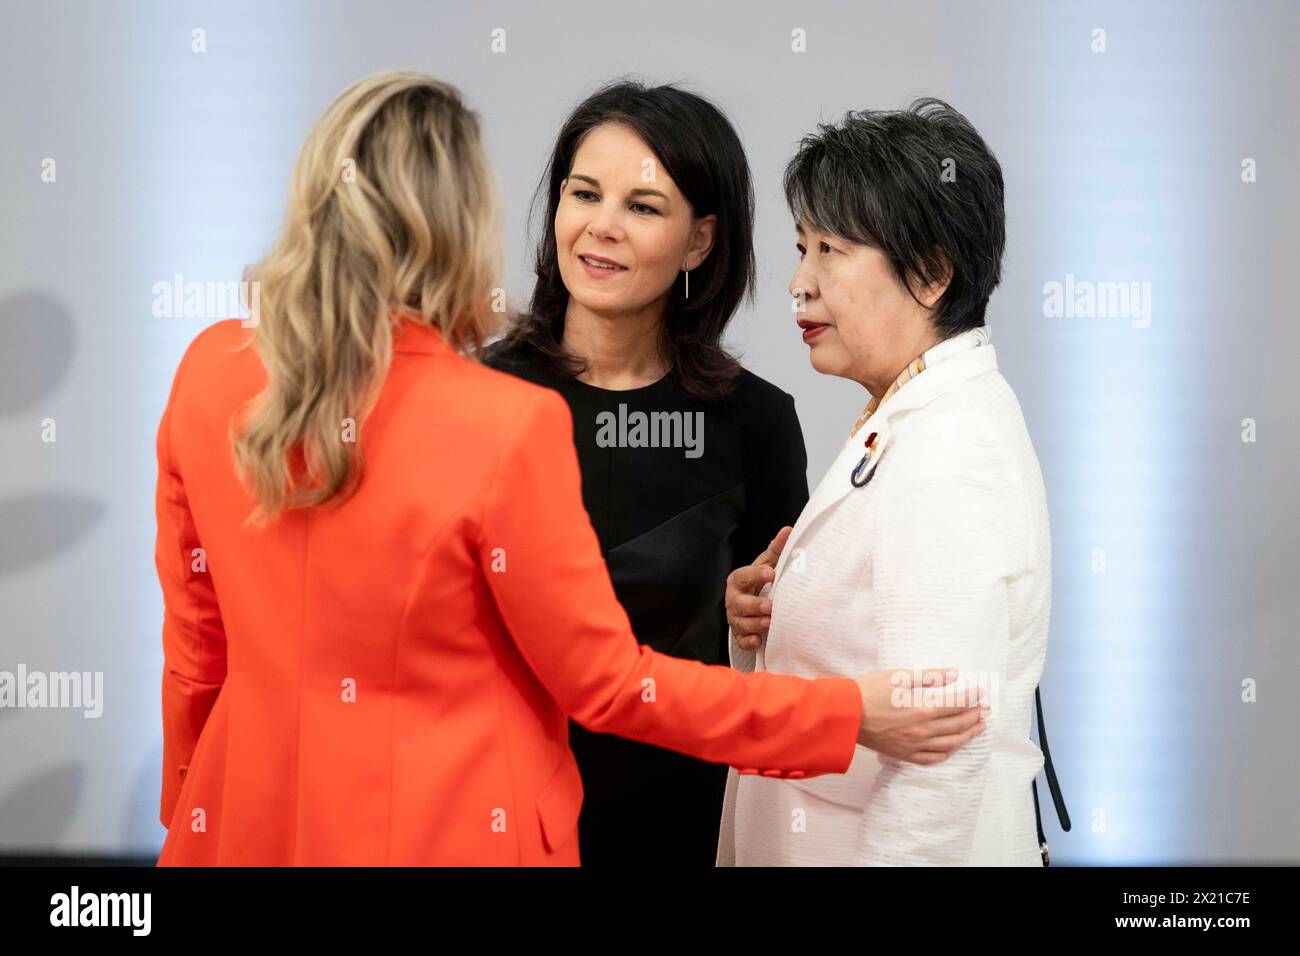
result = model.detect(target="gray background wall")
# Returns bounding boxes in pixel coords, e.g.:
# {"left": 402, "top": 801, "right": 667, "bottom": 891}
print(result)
{"left": 0, "top": 0, "right": 1295, "bottom": 863}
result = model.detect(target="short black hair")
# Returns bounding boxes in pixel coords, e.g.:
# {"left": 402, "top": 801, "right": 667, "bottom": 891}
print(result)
{"left": 500, "top": 78, "right": 754, "bottom": 400}
{"left": 783, "top": 98, "right": 1005, "bottom": 338}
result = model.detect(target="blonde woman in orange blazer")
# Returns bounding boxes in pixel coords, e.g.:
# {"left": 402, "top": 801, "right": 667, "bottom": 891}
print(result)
{"left": 153, "top": 70, "right": 987, "bottom": 866}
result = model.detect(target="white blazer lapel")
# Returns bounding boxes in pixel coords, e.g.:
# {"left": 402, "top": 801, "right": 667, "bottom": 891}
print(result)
{"left": 776, "top": 419, "right": 894, "bottom": 577}
{"left": 776, "top": 344, "right": 999, "bottom": 575}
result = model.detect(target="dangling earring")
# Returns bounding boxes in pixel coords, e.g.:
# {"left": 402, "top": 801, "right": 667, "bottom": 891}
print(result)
{"left": 684, "top": 267, "right": 690, "bottom": 299}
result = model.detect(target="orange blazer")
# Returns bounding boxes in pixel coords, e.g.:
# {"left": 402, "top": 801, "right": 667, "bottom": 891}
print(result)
{"left": 154, "top": 314, "right": 861, "bottom": 865}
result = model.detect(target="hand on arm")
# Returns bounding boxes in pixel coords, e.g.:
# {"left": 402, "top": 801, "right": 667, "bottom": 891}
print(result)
{"left": 724, "top": 523, "right": 987, "bottom": 765}
{"left": 478, "top": 390, "right": 863, "bottom": 778}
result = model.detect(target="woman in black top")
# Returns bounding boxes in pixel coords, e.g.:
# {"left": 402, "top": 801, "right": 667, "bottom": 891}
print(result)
{"left": 485, "top": 80, "right": 808, "bottom": 866}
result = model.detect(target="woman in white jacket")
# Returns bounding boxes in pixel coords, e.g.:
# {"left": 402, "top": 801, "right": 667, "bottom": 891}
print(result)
{"left": 718, "top": 99, "right": 1057, "bottom": 866}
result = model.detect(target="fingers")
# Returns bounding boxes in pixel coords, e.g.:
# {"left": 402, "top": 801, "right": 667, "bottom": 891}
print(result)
{"left": 728, "top": 592, "right": 771, "bottom": 619}
{"left": 901, "top": 751, "right": 948, "bottom": 766}
{"left": 892, "top": 666, "right": 987, "bottom": 716}
{"left": 900, "top": 717, "right": 987, "bottom": 765}
{"left": 725, "top": 558, "right": 776, "bottom": 651}
{"left": 722, "top": 529, "right": 796, "bottom": 655}
{"left": 915, "top": 695, "right": 988, "bottom": 724}
{"left": 728, "top": 563, "right": 774, "bottom": 596}
{"left": 919, "top": 709, "right": 985, "bottom": 737}
{"left": 755, "top": 525, "right": 793, "bottom": 568}
{"left": 915, "top": 725, "right": 985, "bottom": 755}
{"left": 730, "top": 616, "right": 769, "bottom": 639}
{"left": 729, "top": 613, "right": 770, "bottom": 645}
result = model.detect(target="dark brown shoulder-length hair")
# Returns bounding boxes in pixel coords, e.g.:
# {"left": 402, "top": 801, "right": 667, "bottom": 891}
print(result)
{"left": 500, "top": 78, "right": 755, "bottom": 400}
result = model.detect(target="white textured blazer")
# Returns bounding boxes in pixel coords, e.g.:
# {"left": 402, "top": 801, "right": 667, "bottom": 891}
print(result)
{"left": 717, "top": 326, "right": 1052, "bottom": 866}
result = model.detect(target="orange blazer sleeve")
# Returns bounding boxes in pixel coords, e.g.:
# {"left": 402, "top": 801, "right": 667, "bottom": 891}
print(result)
{"left": 154, "top": 353, "right": 228, "bottom": 827}
{"left": 479, "top": 388, "right": 862, "bottom": 778}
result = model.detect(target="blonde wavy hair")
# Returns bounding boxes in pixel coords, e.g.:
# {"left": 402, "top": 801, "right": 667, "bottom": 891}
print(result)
{"left": 231, "top": 69, "right": 503, "bottom": 525}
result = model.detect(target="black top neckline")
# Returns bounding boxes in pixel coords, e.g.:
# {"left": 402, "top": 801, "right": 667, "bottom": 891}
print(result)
{"left": 566, "top": 366, "right": 676, "bottom": 397}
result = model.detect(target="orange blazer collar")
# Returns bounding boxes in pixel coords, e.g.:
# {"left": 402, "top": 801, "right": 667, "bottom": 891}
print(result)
{"left": 391, "top": 310, "right": 449, "bottom": 355}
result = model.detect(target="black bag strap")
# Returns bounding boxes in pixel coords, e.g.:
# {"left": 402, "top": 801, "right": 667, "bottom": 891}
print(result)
{"left": 1032, "top": 685, "right": 1070, "bottom": 866}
